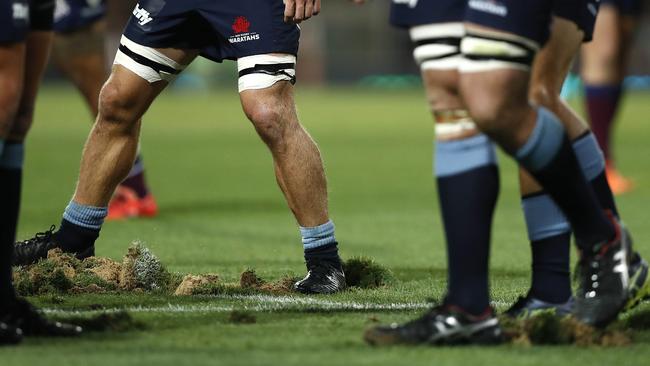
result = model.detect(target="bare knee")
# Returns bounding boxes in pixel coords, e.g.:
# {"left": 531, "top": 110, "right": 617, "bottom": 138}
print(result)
{"left": 96, "top": 80, "right": 140, "bottom": 133}
{"left": 246, "top": 102, "right": 290, "bottom": 148}
{"left": 460, "top": 71, "right": 533, "bottom": 150}
{"left": 422, "top": 69, "right": 462, "bottom": 114}
{"left": 460, "top": 87, "right": 508, "bottom": 134}
{"left": 242, "top": 86, "right": 297, "bottom": 149}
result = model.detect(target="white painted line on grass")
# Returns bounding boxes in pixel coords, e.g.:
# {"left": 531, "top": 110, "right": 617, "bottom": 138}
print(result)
{"left": 42, "top": 294, "right": 511, "bottom": 316}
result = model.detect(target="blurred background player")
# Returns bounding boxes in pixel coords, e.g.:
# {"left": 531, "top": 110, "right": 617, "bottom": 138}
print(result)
{"left": 580, "top": 0, "right": 643, "bottom": 194}
{"left": 385, "top": 0, "right": 646, "bottom": 321}
{"left": 14, "top": 0, "right": 347, "bottom": 295}
{"left": 1, "top": 0, "right": 82, "bottom": 345}
{"left": 52, "top": 0, "right": 157, "bottom": 219}
{"left": 509, "top": 0, "right": 649, "bottom": 316}
{"left": 363, "top": 0, "right": 635, "bottom": 345}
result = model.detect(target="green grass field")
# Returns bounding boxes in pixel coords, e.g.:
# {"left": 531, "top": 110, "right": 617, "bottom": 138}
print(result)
{"left": 2, "top": 85, "right": 650, "bottom": 365}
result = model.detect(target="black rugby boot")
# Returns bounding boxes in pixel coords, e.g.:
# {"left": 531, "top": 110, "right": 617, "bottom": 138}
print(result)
{"left": 0, "top": 321, "right": 22, "bottom": 345}
{"left": 364, "top": 304, "right": 503, "bottom": 346}
{"left": 621, "top": 225, "right": 650, "bottom": 311}
{"left": 574, "top": 217, "right": 629, "bottom": 327}
{"left": 294, "top": 257, "right": 346, "bottom": 294}
{"left": 13, "top": 225, "right": 94, "bottom": 266}
{"left": 2, "top": 298, "right": 82, "bottom": 337}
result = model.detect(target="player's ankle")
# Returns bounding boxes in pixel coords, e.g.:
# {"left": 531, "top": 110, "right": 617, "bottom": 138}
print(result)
{"left": 300, "top": 220, "right": 339, "bottom": 262}
{"left": 57, "top": 218, "right": 101, "bottom": 253}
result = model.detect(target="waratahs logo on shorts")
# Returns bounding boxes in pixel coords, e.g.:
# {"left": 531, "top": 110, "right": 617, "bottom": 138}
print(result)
{"left": 468, "top": 0, "right": 508, "bottom": 17}
{"left": 229, "top": 16, "right": 260, "bottom": 44}
{"left": 232, "top": 16, "right": 251, "bottom": 34}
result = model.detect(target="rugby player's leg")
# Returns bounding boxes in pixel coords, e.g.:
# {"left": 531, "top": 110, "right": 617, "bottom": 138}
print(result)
{"left": 407, "top": 23, "right": 499, "bottom": 317}
{"left": 364, "top": 19, "right": 503, "bottom": 347}
{"left": 2, "top": 32, "right": 52, "bottom": 298}
{"left": 518, "top": 14, "right": 647, "bottom": 314}
{"left": 51, "top": 20, "right": 157, "bottom": 218}
{"left": 459, "top": 4, "right": 627, "bottom": 326}
{"left": 511, "top": 17, "right": 585, "bottom": 313}
{"left": 238, "top": 59, "right": 344, "bottom": 293}
{"left": 1, "top": 2, "right": 82, "bottom": 338}
{"left": 459, "top": 24, "right": 615, "bottom": 258}
{"left": 13, "top": 41, "right": 197, "bottom": 264}
{"left": 58, "top": 47, "right": 195, "bottom": 253}
{"left": 0, "top": 43, "right": 26, "bottom": 336}
{"left": 241, "top": 81, "right": 329, "bottom": 227}
{"left": 581, "top": 3, "right": 636, "bottom": 193}
{"left": 52, "top": 21, "right": 106, "bottom": 116}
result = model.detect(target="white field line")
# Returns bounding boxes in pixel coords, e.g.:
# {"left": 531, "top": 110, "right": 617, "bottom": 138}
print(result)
{"left": 42, "top": 294, "right": 510, "bottom": 316}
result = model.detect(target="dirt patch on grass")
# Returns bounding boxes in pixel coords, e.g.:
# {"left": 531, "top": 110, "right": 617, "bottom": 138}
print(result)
{"left": 14, "top": 243, "right": 177, "bottom": 296}
{"left": 239, "top": 269, "right": 298, "bottom": 295}
{"left": 174, "top": 274, "right": 220, "bottom": 296}
{"left": 15, "top": 247, "right": 393, "bottom": 297}
{"left": 502, "top": 312, "right": 633, "bottom": 347}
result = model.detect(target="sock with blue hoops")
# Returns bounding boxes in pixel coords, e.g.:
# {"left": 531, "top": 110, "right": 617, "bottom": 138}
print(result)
{"left": 515, "top": 107, "right": 615, "bottom": 251}
{"left": 522, "top": 192, "right": 572, "bottom": 303}
{"left": 436, "top": 134, "right": 499, "bottom": 315}
{"left": 56, "top": 201, "right": 107, "bottom": 253}
{"left": 522, "top": 130, "right": 621, "bottom": 302}
{"left": 300, "top": 220, "right": 341, "bottom": 265}
{"left": 0, "top": 140, "right": 23, "bottom": 302}
{"left": 572, "top": 132, "right": 619, "bottom": 218}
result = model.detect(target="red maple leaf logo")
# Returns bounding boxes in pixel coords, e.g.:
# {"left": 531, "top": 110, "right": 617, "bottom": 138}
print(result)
{"left": 232, "top": 16, "right": 251, "bottom": 34}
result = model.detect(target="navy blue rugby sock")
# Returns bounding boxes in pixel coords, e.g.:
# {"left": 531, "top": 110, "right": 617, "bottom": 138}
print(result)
{"left": 0, "top": 141, "right": 23, "bottom": 303}
{"left": 300, "top": 220, "right": 340, "bottom": 265}
{"left": 436, "top": 133, "right": 499, "bottom": 316}
{"left": 572, "top": 132, "right": 619, "bottom": 219}
{"left": 515, "top": 107, "right": 615, "bottom": 251}
{"left": 522, "top": 192, "right": 572, "bottom": 303}
{"left": 56, "top": 201, "right": 107, "bottom": 252}
{"left": 521, "top": 131, "right": 621, "bottom": 303}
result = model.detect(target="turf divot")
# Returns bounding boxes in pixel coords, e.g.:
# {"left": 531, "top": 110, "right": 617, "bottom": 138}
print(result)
{"left": 13, "top": 242, "right": 180, "bottom": 295}
{"left": 14, "top": 247, "right": 393, "bottom": 296}
{"left": 501, "top": 312, "right": 633, "bottom": 347}
{"left": 343, "top": 257, "right": 393, "bottom": 288}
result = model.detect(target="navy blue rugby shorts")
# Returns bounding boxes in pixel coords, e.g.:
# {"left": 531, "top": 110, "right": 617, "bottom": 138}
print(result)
{"left": 391, "top": 0, "right": 596, "bottom": 45}
{"left": 389, "top": 0, "right": 465, "bottom": 28}
{"left": 122, "top": 0, "right": 300, "bottom": 63}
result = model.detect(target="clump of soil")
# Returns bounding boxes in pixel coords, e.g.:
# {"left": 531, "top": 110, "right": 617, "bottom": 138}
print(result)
{"left": 14, "top": 249, "right": 392, "bottom": 297}
{"left": 239, "top": 269, "right": 298, "bottom": 295}
{"left": 174, "top": 274, "right": 220, "bottom": 296}
{"left": 502, "top": 311, "right": 632, "bottom": 347}
{"left": 13, "top": 243, "right": 177, "bottom": 296}
{"left": 342, "top": 257, "right": 393, "bottom": 288}
{"left": 240, "top": 269, "right": 265, "bottom": 289}
{"left": 120, "top": 242, "right": 172, "bottom": 291}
